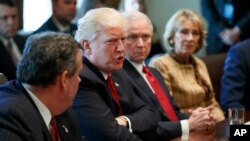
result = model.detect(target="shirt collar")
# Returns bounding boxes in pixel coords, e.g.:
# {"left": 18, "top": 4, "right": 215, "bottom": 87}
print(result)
{"left": 0, "top": 37, "right": 14, "bottom": 48}
{"left": 126, "top": 58, "right": 145, "bottom": 74}
{"left": 100, "top": 71, "right": 109, "bottom": 80}
{"left": 22, "top": 83, "right": 52, "bottom": 131}
{"left": 52, "top": 18, "right": 70, "bottom": 32}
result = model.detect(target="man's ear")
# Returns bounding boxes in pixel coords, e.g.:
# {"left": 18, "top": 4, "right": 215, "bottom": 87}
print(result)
{"left": 82, "top": 40, "right": 92, "bottom": 55}
{"left": 55, "top": 70, "right": 68, "bottom": 95}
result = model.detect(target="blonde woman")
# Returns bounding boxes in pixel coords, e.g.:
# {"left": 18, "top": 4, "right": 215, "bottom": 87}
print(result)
{"left": 149, "top": 9, "right": 225, "bottom": 122}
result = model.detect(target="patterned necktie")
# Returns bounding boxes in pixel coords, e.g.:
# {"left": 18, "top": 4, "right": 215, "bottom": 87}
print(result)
{"left": 50, "top": 118, "right": 61, "bottom": 141}
{"left": 143, "top": 66, "right": 178, "bottom": 121}
{"left": 106, "top": 74, "right": 123, "bottom": 116}
{"left": 6, "top": 40, "right": 19, "bottom": 66}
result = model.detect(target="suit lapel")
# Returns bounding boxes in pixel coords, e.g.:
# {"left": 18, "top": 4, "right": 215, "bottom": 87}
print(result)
{"left": 47, "top": 17, "right": 60, "bottom": 31}
{"left": 123, "top": 60, "right": 157, "bottom": 103}
{"left": 15, "top": 81, "right": 53, "bottom": 141}
{"left": 83, "top": 57, "right": 118, "bottom": 116}
{"left": 123, "top": 60, "right": 173, "bottom": 119}
{"left": 13, "top": 35, "right": 26, "bottom": 52}
{"left": 56, "top": 118, "right": 69, "bottom": 141}
{"left": 43, "top": 128, "right": 53, "bottom": 141}
{"left": 0, "top": 40, "right": 16, "bottom": 66}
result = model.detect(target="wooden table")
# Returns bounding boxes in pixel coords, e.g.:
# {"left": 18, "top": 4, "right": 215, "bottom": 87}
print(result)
{"left": 171, "top": 111, "right": 250, "bottom": 141}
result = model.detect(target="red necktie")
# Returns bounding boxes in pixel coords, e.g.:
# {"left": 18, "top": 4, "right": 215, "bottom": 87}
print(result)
{"left": 143, "top": 66, "right": 178, "bottom": 121}
{"left": 106, "top": 74, "right": 123, "bottom": 116}
{"left": 50, "top": 118, "right": 61, "bottom": 141}
{"left": 6, "top": 40, "right": 19, "bottom": 66}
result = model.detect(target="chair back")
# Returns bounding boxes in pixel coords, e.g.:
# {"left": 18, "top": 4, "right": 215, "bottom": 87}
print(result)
{"left": 201, "top": 53, "right": 227, "bottom": 102}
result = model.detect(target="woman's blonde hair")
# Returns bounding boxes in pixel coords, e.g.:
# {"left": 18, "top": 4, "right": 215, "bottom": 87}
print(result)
{"left": 163, "top": 9, "right": 207, "bottom": 52}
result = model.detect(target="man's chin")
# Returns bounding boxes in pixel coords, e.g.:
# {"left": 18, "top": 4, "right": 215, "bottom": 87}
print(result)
{"left": 6, "top": 32, "right": 16, "bottom": 38}
{"left": 134, "top": 57, "right": 146, "bottom": 63}
{"left": 115, "top": 64, "right": 123, "bottom": 70}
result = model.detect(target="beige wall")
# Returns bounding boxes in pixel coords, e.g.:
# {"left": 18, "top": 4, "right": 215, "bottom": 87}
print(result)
{"left": 145, "top": 0, "right": 206, "bottom": 56}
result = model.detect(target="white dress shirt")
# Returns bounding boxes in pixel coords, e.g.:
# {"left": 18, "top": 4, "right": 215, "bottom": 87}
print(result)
{"left": 126, "top": 59, "right": 189, "bottom": 139}
{"left": 22, "top": 83, "right": 52, "bottom": 131}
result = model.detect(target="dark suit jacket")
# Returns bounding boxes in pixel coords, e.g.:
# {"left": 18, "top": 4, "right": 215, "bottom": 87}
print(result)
{"left": 73, "top": 57, "right": 157, "bottom": 141}
{"left": 221, "top": 39, "right": 250, "bottom": 112}
{"left": 33, "top": 17, "right": 77, "bottom": 36}
{"left": 201, "top": 0, "right": 250, "bottom": 54}
{"left": 0, "top": 80, "right": 83, "bottom": 141}
{"left": 123, "top": 60, "right": 190, "bottom": 140}
{"left": 0, "top": 35, "right": 26, "bottom": 80}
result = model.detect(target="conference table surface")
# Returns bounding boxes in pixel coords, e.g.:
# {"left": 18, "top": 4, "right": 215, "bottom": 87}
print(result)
{"left": 171, "top": 111, "right": 250, "bottom": 141}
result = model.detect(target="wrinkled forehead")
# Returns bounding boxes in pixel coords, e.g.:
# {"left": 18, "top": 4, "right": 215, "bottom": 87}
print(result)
{"left": 92, "top": 27, "right": 125, "bottom": 39}
{"left": 127, "top": 19, "right": 152, "bottom": 31}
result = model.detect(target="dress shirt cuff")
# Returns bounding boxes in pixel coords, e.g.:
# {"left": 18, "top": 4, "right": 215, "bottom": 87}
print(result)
{"left": 122, "top": 116, "right": 133, "bottom": 133}
{"left": 180, "top": 119, "right": 189, "bottom": 140}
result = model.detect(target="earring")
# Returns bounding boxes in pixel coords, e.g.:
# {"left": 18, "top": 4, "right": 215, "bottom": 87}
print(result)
{"left": 169, "top": 39, "right": 174, "bottom": 45}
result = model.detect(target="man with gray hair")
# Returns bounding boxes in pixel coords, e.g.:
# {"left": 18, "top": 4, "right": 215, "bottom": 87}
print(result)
{"left": 73, "top": 7, "right": 157, "bottom": 141}
{"left": 122, "top": 10, "right": 216, "bottom": 141}
{"left": 0, "top": 32, "right": 84, "bottom": 141}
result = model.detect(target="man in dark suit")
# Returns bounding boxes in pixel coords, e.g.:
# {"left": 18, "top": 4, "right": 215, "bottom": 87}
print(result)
{"left": 221, "top": 39, "right": 250, "bottom": 112}
{"left": 0, "top": 0, "right": 26, "bottom": 80}
{"left": 34, "top": 0, "right": 77, "bottom": 36}
{"left": 73, "top": 8, "right": 157, "bottom": 141}
{"left": 201, "top": 0, "right": 250, "bottom": 54}
{"left": 122, "top": 11, "right": 216, "bottom": 140}
{"left": 0, "top": 32, "right": 84, "bottom": 141}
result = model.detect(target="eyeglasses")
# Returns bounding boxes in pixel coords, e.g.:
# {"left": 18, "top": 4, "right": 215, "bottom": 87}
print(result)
{"left": 125, "top": 34, "right": 151, "bottom": 43}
